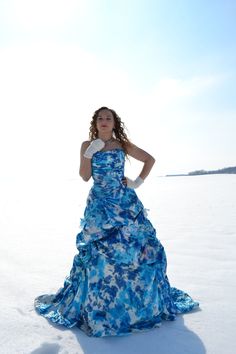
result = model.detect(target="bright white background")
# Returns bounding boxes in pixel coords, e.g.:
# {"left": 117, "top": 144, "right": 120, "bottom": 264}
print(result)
{"left": 0, "top": 1, "right": 236, "bottom": 353}
{"left": 1, "top": 174, "right": 236, "bottom": 353}
{"left": 0, "top": 0, "right": 236, "bottom": 179}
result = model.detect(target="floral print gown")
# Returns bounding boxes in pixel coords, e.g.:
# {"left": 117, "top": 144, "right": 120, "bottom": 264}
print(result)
{"left": 34, "top": 148, "right": 199, "bottom": 337}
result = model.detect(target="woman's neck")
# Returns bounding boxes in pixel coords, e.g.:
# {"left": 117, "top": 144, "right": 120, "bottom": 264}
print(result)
{"left": 98, "top": 134, "right": 113, "bottom": 142}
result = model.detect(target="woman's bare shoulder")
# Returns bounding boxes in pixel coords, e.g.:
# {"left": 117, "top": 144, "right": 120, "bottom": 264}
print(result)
{"left": 80, "top": 140, "right": 91, "bottom": 152}
{"left": 81, "top": 140, "right": 91, "bottom": 146}
{"left": 126, "top": 142, "right": 155, "bottom": 162}
{"left": 112, "top": 139, "right": 123, "bottom": 148}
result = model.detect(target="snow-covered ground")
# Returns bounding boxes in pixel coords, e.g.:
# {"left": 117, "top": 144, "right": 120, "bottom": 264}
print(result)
{"left": 1, "top": 173, "right": 236, "bottom": 354}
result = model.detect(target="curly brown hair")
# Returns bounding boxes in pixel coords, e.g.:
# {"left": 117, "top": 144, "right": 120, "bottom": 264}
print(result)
{"left": 89, "top": 106, "right": 132, "bottom": 155}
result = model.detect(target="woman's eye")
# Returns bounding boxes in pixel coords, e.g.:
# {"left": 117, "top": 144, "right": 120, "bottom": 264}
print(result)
{"left": 98, "top": 117, "right": 111, "bottom": 120}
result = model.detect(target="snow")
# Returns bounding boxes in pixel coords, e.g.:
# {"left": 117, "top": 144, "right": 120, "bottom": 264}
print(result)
{"left": 0, "top": 174, "right": 236, "bottom": 354}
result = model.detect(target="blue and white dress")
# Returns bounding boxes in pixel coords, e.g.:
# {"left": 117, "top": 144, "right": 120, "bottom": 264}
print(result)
{"left": 34, "top": 148, "right": 199, "bottom": 337}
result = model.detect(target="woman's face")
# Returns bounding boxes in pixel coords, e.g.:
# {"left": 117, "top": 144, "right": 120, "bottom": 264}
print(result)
{"left": 96, "top": 109, "right": 115, "bottom": 134}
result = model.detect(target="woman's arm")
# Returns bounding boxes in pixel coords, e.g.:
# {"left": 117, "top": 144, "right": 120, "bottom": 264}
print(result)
{"left": 126, "top": 143, "right": 156, "bottom": 180}
{"left": 79, "top": 141, "right": 92, "bottom": 181}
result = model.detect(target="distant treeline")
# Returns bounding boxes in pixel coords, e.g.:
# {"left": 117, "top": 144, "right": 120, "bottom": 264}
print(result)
{"left": 166, "top": 166, "right": 236, "bottom": 177}
{"left": 188, "top": 166, "right": 236, "bottom": 175}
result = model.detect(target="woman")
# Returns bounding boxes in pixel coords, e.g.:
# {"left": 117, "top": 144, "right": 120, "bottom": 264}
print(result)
{"left": 34, "top": 106, "right": 199, "bottom": 337}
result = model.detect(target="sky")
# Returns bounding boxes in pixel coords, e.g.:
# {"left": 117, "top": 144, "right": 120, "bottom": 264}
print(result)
{"left": 0, "top": 0, "right": 235, "bottom": 179}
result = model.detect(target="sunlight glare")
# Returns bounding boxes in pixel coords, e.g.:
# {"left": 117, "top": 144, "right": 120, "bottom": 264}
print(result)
{"left": 8, "top": 0, "right": 85, "bottom": 29}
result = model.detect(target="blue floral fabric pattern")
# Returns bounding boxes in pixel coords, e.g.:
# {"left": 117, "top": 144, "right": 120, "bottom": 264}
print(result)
{"left": 34, "top": 149, "right": 199, "bottom": 337}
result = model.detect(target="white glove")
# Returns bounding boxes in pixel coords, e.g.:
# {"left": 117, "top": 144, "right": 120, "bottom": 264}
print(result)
{"left": 83, "top": 139, "right": 105, "bottom": 159}
{"left": 126, "top": 176, "right": 144, "bottom": 189}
